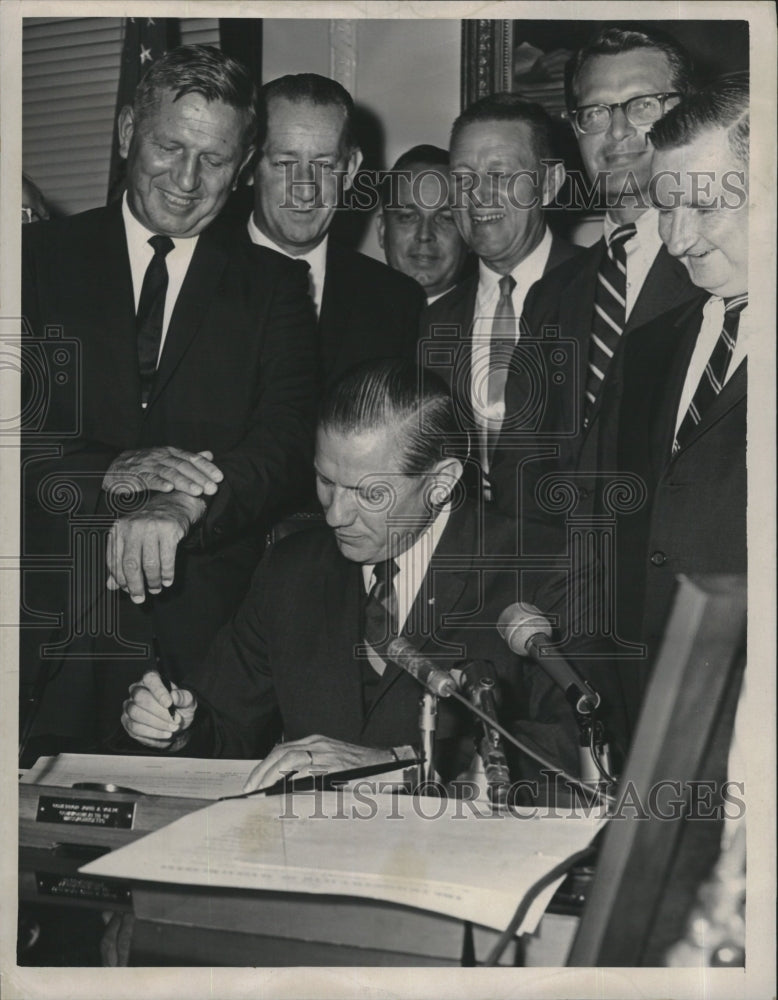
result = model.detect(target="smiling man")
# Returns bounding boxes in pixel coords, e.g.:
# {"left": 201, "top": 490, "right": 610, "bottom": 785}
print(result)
{"left": 491, "top": 25, "right": 700, "bottom": 534}
{"left": 421, "top": 93, "right": 581, "bottom": 500}
{"left": 121, "top": 360, "right": 581, "bottom": 789}
{"left": 247, "top": 74, "right": 425, "bottom": 390}
{"left": 377, "top": 145, "right": 471, "bottom": 304}
{"left": 595, "top": 73, "right": 750, "bottom": 735}
{"left": 21, "top": 46, "right": 317, "bottom": 747}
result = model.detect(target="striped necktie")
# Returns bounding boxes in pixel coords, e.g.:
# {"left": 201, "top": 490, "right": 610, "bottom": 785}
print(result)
{"left": 583, "top": 223, "right": 637, "bottom": 426}
{"left": 673, "top": 294, "right": 748, "bottom": 454}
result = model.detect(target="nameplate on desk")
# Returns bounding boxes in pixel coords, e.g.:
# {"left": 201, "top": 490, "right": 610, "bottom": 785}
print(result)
{"left": 36, "top": 796, "right": 136, "bottom": 829}
{"left": 35, "top": 872, "right": 132, "bottom": 905}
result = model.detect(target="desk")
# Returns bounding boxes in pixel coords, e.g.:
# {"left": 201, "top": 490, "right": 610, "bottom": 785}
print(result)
{"left": 19, "top": 782, "right": 582, "bottom": 966}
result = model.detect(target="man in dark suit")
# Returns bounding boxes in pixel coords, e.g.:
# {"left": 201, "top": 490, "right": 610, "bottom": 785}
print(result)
{"left": 20, "top": 46, "right": 317, "bottom": 746}
{"left": 121, "top": 361, "right": 582, "bottom": 788}
{"left": 597, "top": 75, "right": 750, "bottom": 732}
{"left": 247, "top": 74, "right": 425, "bottom": 390}
{"left": 491, "top": 26, "right": 698, "bottom": 531}
{"left": 377, "top": 145, "right": 471, "bottom": 305}
{"left": 420, "top": 94, "right": 581, "bottom": 500}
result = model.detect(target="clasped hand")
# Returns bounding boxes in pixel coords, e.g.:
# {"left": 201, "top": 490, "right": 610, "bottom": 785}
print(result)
{"left": 107, "top": 491, "right": 206, "bottom": 602}
{"left": 121, "top": 670, "right": 197, "bottom": 749}
{"left": 242, "top": 735, "right": 395, "bottom": 793}
{"left": 103, "top": 446, "right": 223, "bottom": 497}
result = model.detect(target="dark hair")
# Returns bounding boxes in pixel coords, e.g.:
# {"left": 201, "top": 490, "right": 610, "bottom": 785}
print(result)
{"left": 450, "top": 93, "right": 555, "bottom": 168}
{"left": 257, "top": 73, "right": 357, "bottom": 155}
{"left": 380, "top": 144, "right": 450, "bottom": 209}
{"left": 320, "top": 360, "right": 459, "bottom": 475}
{"left": 132, "top": 45, "right": 257, "bottom": 150}
{"left": 567, "top": 25, "right": 695, "bottom": 109}
{"left": 650, "top": 72, "right": 749, "bottom": 165}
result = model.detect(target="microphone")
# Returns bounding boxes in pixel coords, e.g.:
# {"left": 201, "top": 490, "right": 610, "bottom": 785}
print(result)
{"left": 497, "top": 603, "right": 601, "bottom": 715}
{"left": 384, "top": 635, "right": 457, "bottom": 698}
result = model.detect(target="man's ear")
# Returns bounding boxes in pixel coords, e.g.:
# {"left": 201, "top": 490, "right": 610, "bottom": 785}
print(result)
{"left": 235, "top": 144, "right": 256, "bottom": 190}
{"left": 429, "top": 456, "right": 464, "bottom": 506}
{"left": 542, "top": 160, "right": 566, "bottom": 207}
{"left": 117, "top": 105, "right": 135, "bottom": 160}
{"left": 341, "top": 146, "right": 364, "bottom": 191}
{"left": 376, "top": 213, "right": 386, "bottom": 250}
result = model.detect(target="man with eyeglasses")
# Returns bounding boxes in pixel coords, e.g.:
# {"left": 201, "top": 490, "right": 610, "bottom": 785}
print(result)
{"left": 491, "top": 26, "right": 699, "bottom": 534}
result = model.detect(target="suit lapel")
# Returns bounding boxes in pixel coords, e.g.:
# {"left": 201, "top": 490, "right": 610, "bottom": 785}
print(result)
{"left": 145, "top": 227, "right": 230, "bottom": 409}
{"left": 319, "top": 243, "right": 354, "bottom": 372}
{"left": 626, "top": 246, "right": 696, "bottom": 334}
{"left": 672, "top": 359, "right": 746, "bottom": 459}
{"left": 89, "top": 204, "right": 144, "bottom": 418}
{"left": 325, "top": 550, "right": 369, "bottom": 728}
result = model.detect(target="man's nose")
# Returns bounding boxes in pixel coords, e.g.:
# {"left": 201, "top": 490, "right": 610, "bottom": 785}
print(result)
{"left": 290, "top": 161, "right": 320, "bottom": 205}
{"left": 608, "top": 105, "right": 637, "bottom": 142}
{"left": 661, "top": 208, "right": 697, "bottom": 257}
{"left": 172, "top": 152, "right": 201, "bottom": 192}
{"left": 325, "top": 486, "right": 357, "bottom": 527}
{"left": 416, "top": 214, "right": 436, "bottom": 243}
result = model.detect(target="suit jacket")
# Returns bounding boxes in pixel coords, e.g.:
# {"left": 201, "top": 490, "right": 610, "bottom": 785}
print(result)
{"left": 490, "top": 240, "right": 697, "bottom": 530}
{"left": 419, "top": 234, "right": 582, "bottom": 495}
{"left": 319, "top": 242, "right": 426, "bottom": 389}
{"left": 597, "top": 292, "right": 746, "bottom": 733}
{"left": 184, "top": 500, "right": 581, "bottom": 782}
{"left": 21, "top": 201, "right": 318, "bottom": 740}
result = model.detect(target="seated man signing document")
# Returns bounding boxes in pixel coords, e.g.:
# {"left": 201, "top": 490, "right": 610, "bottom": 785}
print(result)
{"left": 122, "top": 361, "right": 581, "bottom": 790}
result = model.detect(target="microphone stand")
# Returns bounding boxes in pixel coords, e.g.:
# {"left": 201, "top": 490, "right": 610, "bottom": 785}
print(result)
{"left": 575, "top": 710, "right": 615, "bottom": 792}
{"left": 417, "top": 691, "right": 439, "bottom": 790}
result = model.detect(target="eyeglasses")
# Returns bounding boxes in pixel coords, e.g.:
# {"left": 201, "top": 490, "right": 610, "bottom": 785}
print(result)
{"left": 564, "top": 93, "right": 682, "bottom": 135}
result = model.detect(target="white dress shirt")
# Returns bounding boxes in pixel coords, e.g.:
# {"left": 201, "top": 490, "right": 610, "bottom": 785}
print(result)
{"left": 247, "top": 214, "right": 327, "bottom": 317}
{"left": 122, "top": 193, "right": 198, "bottom": 362}
{"left": 470, "top": 227, "right": 553, "bottom": 472}
{"left": 603, "top": 207, "right": 663, "bottom": 320}
{"left": 361, "top": 503, "right": 451, "bottom": 676}
{"left": 674, "top": 296, "right": 750, "bottom": 438}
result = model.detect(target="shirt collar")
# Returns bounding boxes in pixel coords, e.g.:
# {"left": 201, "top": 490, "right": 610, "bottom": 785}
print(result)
{"left": 121, "top": 191, "right": 198, "bottom": 256}
{"left": 247, "top": 212, "right": 329, "bottom": 272}
{"left": 362, "top": 503, "right": 451, "bottom": 593}
{"left": 477, "top": 226, "right": 553, "bottom": 299}
{"left": 603, "top": 206, "right": 662, "bottom": 254}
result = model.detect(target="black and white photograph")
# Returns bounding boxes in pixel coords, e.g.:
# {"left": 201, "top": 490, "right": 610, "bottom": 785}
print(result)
{"left": 1, "top": 2, "right": 775, "bottom": 998}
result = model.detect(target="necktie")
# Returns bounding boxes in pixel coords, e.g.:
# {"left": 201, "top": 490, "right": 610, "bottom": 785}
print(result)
{"left": 673, "top": 294, "right": 748, "bottom": 454}
{"left": 136, "top": 234, "right": 175, "bottom": 407}
{"left": 362, "top": 559, "right": 399, "bottom": 710}
{"left": 483, "top": 273, "right": 518, "bottom": 463}
{"left": 584, "top": 223, "right": 637, "bottom": 426}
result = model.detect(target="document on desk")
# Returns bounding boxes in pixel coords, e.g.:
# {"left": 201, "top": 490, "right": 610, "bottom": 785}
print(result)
{"left": 20, "top": 753, "right": 258, "bottom": 800}
{"left": 81, "top": 789, "right": 605, "bottom": 935}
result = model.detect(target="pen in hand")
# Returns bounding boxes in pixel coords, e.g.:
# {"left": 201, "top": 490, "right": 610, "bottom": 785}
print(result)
{"left": 153, "top": 636, "right": 177, "bottom": 720}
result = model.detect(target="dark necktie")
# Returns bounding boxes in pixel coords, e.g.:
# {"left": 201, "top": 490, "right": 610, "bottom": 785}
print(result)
{"left": 363, "top": 558, "right": 399, "bottom": 651}
{"left": 361, "top": 559, "right": 399, "bottom": 711}
{"left": 136, "top": 234, "right": 175, "bottom": 407}
{"left": 584, "top": 223, "right": 637, "bottom": 426}
{"left": 673, "top": 294, "right": 747, "bottom": 454}
{"left": 482, "top": 273, "right": 517, "bottom": 464}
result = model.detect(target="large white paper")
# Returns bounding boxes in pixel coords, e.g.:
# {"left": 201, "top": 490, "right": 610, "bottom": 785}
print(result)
{"left": 81, "top": 788, "right": 605, "bottom": 934}
{"left": 20, "top": 753, "right": 259, "bottom": 800}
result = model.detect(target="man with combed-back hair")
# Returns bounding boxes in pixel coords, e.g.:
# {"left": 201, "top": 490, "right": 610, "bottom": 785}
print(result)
{"left": 245, "top": 73, "right": 426, "bottom": 390}
{"left": 21, "top": 45, "right": 317, "bottom": 748}
{"left": 121, "top": 359, "right": 585, "bottom": 789}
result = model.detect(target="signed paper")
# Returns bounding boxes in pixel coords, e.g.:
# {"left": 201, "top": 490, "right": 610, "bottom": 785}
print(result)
{"left": 81, "top": 789, "right": 604, "bottom": 934}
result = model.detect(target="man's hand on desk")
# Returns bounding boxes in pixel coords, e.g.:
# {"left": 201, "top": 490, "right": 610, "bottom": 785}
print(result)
{"left": 243, "top": 735, "right": 396, "bottom": 793}
{"left": 106, "top": 491, "right": 207, "bottom": 602}
{"left": 121, "top": 670, "right": 197, "bottom": 749}
{"left": 103, "top": 446, "right": 223, "bottom": 497}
